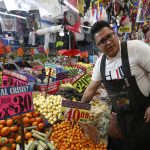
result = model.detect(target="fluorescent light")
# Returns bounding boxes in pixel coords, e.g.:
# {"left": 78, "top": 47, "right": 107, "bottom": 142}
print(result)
{"left": 63, "top": 0, "right": 79, "bottom": 14}
{"left": 0, "top": 11, "right": 26, "bottom": 20}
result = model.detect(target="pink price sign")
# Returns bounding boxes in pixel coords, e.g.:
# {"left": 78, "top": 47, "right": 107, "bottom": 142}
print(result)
{"left": 2, "top": 70, "right": 28, "bottom": 88}
{"left": 0, "top": 85, "right": 33, "bottom": 120}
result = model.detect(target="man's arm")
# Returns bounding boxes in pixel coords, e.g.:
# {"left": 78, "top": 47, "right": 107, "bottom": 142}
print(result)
{"left": 81, "top": 80, "right": 102, "bottom": 103}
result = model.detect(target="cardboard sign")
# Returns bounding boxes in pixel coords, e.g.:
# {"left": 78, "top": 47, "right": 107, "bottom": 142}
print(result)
{"left": 71, "top": 72, "right": 91, "bottom": 93}
{"left": 0, "top": 85, "right": 33, "bottom": 120}
{"left": 118, "top": 23, "right": 132, "bottom": 33}
{"left": 45, "top": 63, "right": 57, "bottom": 78}
{"left": 2, "top": 70, "right": 28, "bottom": 88}
{"left": 38, "top": 77, "right": 73, "bottom": 94}
{"left": 38, "top": 81, "right": 60, "bottom": 94}
{"left": 61, "top": 100, "right": 91, "bottom": 123}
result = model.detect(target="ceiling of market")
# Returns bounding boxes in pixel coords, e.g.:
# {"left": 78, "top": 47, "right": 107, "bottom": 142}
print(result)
{"left": 0, "top": 0, "right": 86, "bottom": 20}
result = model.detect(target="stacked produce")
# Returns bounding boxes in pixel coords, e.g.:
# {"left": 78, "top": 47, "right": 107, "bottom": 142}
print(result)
{"left": 90, "top": 100, "right": 111, "bottom": 139}
{"left": 55, "top": 83, "right": 83, "bottom": 101}
{"left": 0, "top": 111, "right": 45, "bottom": 150}
{"left": 64, "top": 66, "right": 80, "bottom": 77}
{"left": 50, "top": 120, "right": 107, "bottom": 150}
{"left": 77, "top": 62, "right": 93, "bottom": 72}
{"left": 33, "top": 93, "right": 62, "bottom": 124}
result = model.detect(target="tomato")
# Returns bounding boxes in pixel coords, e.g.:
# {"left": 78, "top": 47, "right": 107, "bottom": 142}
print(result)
{"left": 0, "top": 120, "right": 6, "bottom": 125}
{"left": 35, "top": 117, "right": 42, "bottom": 123}
{"left": 10, "top": 126, "right": 19, "bottom": 132}
{"left": 0, "top": 127, "right": 10, "bottom": 136}
{"left": 6, "top": 119, "right": 13, "bottom": 127}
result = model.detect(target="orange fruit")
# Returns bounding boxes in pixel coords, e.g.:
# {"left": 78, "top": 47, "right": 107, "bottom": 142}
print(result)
{"left": 26, "top": 113, "right": 32, "bottom": 119}
{"left": 6, "top": 119, "right": 13, "bottom": 127}
{"left": 35, "top": 117, "right": 42, "bottom": 123}
{"left": 23, "top": 117, "right": 30, "bottom": 124}
{"left": 0, "top": 127, "right": 10, "bottom": 136}
{"left": 25, "top": 132, "right": 32, "bottom": 140}
{"left": 10, "top": 126, "right": 19, "bottom": 132}
{"left": 16, "top": 135, "right": 21, "bottom": 143}
{"left": 30, "top": 118, "right": 35, "bottom": 123}
{"left": 11, "top": 143, "right": 16, "bottom": 150}
{"left": 0, "top": 120, "right": 6, "bottom": 125}
{"left": 32, "top": 121, "right": 38, "bottom": 126}
{"left": 38, "top": 123, "right": 45, "bottom": 130}
{"left": 33, "top": 112, "right": 40, "bottom": 117}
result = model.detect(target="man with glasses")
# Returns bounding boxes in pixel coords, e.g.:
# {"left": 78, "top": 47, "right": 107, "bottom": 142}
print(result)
{"left": 81, "top": 21, "right": 150, "bottom": 150}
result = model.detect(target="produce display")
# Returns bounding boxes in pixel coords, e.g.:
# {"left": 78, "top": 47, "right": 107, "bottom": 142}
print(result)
{"left": 33, "top": 93, "right": 62, "bottom": 124}
{"left": 0, "top": 112, "right": 45, "bottom": 150}
{"left": 90, "top": 99, "right": 111, "bottom": 139}
{"left": 50, "top": 120, "right": 107, "bottom": 150}
{"left": 55, "top": 83, "right": 83, "bottom": 101}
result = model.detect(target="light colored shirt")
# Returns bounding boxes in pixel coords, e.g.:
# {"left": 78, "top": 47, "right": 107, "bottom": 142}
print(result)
{"left": 92, "top": 40, "right": 150, "bottom": 96}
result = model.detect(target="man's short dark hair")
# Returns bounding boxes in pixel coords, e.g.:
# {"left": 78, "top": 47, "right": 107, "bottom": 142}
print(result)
{"left": 90, "top": 20, "right": 112, "bottom": 41}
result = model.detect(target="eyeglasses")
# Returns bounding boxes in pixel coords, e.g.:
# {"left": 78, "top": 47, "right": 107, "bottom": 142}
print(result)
{"left": 96, "top": 32, "right": 115, "bottom": 46}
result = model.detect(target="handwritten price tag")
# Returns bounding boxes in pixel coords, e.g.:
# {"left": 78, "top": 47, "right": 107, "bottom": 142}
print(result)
{"left": 71, "top": 73, "right": 91, "bottom": 93}
{"left": 0, "top": 85, "right": 33, "bottom": 120}
{"left": 45, "top": 63, "right": 56, "bottom": 78}
{"left": 2, "top": 70, "right": 28, "bottom": 88}
{"left": 61, "top": 100, "right": 91, "bottom": 123}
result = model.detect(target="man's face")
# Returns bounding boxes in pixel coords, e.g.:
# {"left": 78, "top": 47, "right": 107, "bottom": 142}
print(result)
{"left": 94, "top": 27, "right": 119, "bottom": 58}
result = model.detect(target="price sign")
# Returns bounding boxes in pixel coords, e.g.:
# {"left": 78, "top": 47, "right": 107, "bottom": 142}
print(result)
{"left": 2, "top": 70, "right": 28, "bottom": 88}
{"left": 45, "top": 63, "right": 56, "bottom": 78}
{"left": 118, "top": 23, "right": 132, "bottom": 33}
{"left": 0, "top": 85, "right": 33, "bottom": 120}
{"left": 61, "top": 100, "right": 91, "bottom": 123}
{"left": 38, "top": 81, "right": 60, "bottom": 94}
{"left": 71, "top": 72, "right": 91, "bottom": 93}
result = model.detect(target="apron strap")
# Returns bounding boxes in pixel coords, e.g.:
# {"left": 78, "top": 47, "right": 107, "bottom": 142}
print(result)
{"left": 100, "top": 54, "right": 106, "bottom": 82}
{"left": 121, "top": 41, "right": 132, "bottom": 77}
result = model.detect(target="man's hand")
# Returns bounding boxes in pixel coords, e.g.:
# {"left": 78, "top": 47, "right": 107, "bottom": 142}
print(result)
{"left": 81, "top": 80, "right": 101, "bottom": 103}
{"left": 144, "top": 106, "right": 150, "bottom": 123}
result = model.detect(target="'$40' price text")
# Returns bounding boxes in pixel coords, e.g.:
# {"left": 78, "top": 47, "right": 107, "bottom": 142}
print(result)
{"left": 63, "top": 108, "right": 91, "bottom": 123}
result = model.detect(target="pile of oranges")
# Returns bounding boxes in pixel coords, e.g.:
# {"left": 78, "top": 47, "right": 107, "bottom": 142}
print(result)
{"left": 50, "top": 121, "right": 107, "bottom": 150}
{"left": 0, "top": 111, "right": 45, "bottom": 150}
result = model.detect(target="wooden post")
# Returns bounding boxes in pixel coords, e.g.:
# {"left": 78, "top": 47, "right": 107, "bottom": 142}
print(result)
{"left": 20, "top": 115, "right": 25, "bottom": 150}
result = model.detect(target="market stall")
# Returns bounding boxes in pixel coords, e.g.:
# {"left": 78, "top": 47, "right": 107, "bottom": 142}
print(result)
{"left": 0, "top": 0, "right": 149, "bottom": 149}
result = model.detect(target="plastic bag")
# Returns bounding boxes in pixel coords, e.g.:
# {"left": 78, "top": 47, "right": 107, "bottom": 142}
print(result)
{"left": 79, "top": 123, "right": 100, "bottom": 144}
{"left": 109, "top": 112, "right": 122, "bottom": 138}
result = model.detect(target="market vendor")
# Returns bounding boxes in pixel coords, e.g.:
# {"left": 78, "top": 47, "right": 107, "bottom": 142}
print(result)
{"left": 81, "top": 20, "right": 150, "bottom": 150}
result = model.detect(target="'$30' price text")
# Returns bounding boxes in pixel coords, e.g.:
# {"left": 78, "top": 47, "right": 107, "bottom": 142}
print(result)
{"left": 0, "top": 94, "right": 33, "bottom": 119}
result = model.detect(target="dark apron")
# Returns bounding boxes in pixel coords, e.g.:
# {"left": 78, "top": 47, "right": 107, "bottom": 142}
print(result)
{"left": 100, "top": 41, "right": 150, "bottom": 150}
